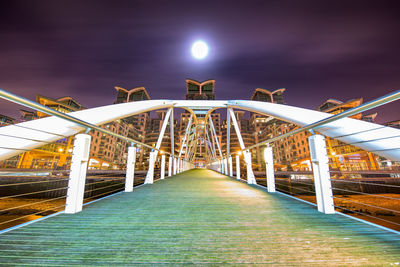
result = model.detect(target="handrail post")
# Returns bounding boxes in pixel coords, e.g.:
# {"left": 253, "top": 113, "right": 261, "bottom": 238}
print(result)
{"left": 65, "top": 134, "right": 91, "bottom": 214}
{"left": 228, "top": 156, "right": 233, "bottom": 177}
{"left": 161, "top": 154, "right": 166, "bottom": 179}
{"left": 244, "top": 150, "right": 256, "bottom": 184}
{"left": 308, "top": 134, "right": 335, "bottom": 214}
{"left": 125, "top": 146, "right": 136, "bottom": 192}
{"left": 224, "top": 158, "right": 228, "bottom": 175}
{"left": 236, "top": 155, "right": 240, "bottom": 179}
{"left": 264, "top": 146, "right": 275, "bottom": 192}
{"left": 168, "top": 156, "right": 172, "bottom": 176}
{"left": 173, "top": 157, "right": 177, "bottom": 175}
{"left": 145, "top": 151, "right": 155, "bottom": 184}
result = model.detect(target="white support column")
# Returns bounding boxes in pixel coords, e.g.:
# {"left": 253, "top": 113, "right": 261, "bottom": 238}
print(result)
{"left": 209, "top": 116, "right": 223, "bottom": 162}
{"left": 65, "top": 134, "right": 91, "bottom": 214}
{"left": 224, "top": 157, "right": 228, "bottom": 175}
{"left": 145, "top": 108, "right": 172, "bottom": 184}
{"left": 168, "top": 156, "right": 172, "bottom": 176}
{"left": 244, "top": 150, "right": 257, "bottom": 184}
{"left": 228, "top": 108, "right": 256, "bottom": 184}
{"left": 308, "top": 134, "right": 335, "bottom": 214}
{"left": 228, "top": 156, "right": 233, "bottom": 177}
{"left": 264, "top": 146, "right": 275, "bottom": 193}
{"left": 236, "top": 154, "right": 241, "bottom": 180}
{"left": 205, "top": 128, "right": 215, "bottom": 159}
{"left": 161, "top": 154, "right": 166, "bottom": 179}
{"left": 145, "top": 151, "right": 155, "bottom": 184}
{"left": 206, "top": 126, "right": 216, "bottom": 159}
{"left": 125, "top": 146, "right": 136, "bottom": 192}
{"left": 173, "top": 157, "right": 177, "bottom": 175}
{"left": 180, "top": 114, "right": 193, "bottom": 160}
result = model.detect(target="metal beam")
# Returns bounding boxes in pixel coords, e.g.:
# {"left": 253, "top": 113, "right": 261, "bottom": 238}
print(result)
{"left": 206, "top": 125, "right": 216, "bottom": 159}
{"left": 209, "top": 115, "right": 223, "bottom": 159}
{"left": 228, "top": 108, "right": 245, "bottom": 150}
{"left": 178, "top": 114, "right": 193, "bottom": 160}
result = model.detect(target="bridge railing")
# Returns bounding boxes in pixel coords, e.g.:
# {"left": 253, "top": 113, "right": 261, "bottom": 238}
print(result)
{"left": 209, "top": 90, "right": 400, "bottom": 231}
{"left": 0, "top": 123, "right": 162, "bottom": 231}
{"left": 0, "top": 92, "right": 193, "bottom": 231}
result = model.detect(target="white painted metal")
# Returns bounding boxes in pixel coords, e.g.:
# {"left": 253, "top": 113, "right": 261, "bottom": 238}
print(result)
{"left": 229, "top": 108, "right": 256, "bottom": 184}
{"left": 179, "top": 114, "right": 193, "bottom": 162}
{"left": 236, "top": 155, "right": 240, "bottom": 180}
{"left": 189, "top": 137, "right": 198, "bottom": 162}
{"left": 1, "top": 97, "right": 400, "bottom": 162}
{"left": 209, "top": 116, "right": 223, "bottom": 162}
{"left": 125, "top": 146, "right": 136, "bottom": 192}
{"left": 308, "top": 134, "right": 335, "bottom": 214}
{"left": 264, "top": 146, "right": 275, "bottom": 193}
{"left": 228, "top": 156, "right": 233, "bottom": 177}
{"left": 228, "top": 108, "right": 245, "bottom": 149}
{"left": 65, "top": 134, "right": 91, "bottom": 214}
{"left": 205, "top": 127, "right": 216, "bottom": 159}
{"left": 145, "top": 151, "right": 156, "bottom": 184}
{"left": 0, "top": 100, "right": 173, "bottom": 161}
{"left": 145, "top": 108, "right": 172, "bottom": 184}
{"left": 173, "top": 157, "right": 177, "bottom": 175}
{"left": 228, "top": 100, "right": 400, "bottom": 161}
{"left": 161, "top": 154, "right": 166, "bottom": 179}
{"left": 224, "top": 158, "right": 228, "bottom": 175}
{"left": 243, "top": 151, "right": 257, "bottom": 184}
{"left": 168, "top": 156, "right": 172, "bottom": 176}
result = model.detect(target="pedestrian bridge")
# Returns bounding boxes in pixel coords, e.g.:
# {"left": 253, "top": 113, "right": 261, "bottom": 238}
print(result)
{"left": 1, "top": 169, "right": 399, "bottom": 265}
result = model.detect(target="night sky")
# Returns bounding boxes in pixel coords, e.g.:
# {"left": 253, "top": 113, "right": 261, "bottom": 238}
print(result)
{"left": 0, "top": 0, "right": 399, "bottom": 122}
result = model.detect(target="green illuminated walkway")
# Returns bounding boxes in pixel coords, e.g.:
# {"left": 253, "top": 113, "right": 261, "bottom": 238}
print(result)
{"left": 1, "top": 169, "right": 400, "bottom": 265}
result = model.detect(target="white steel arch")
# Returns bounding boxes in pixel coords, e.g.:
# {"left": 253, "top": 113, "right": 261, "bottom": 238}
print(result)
{"left": 0, "top": 99, "right": 399, "bottom": 161}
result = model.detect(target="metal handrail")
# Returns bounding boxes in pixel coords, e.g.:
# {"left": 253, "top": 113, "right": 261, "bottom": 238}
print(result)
{"left": 0, "top": 88, "right": 174, "bottom": 157}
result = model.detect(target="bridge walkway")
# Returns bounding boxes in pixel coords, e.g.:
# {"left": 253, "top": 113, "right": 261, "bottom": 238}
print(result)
{"left": 0, "top": 169, "right": 399, "bottom": 265}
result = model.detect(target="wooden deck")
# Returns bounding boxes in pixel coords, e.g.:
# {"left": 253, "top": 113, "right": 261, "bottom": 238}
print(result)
{"left": 0, "top": 169, "right": 399, "bottom": 265}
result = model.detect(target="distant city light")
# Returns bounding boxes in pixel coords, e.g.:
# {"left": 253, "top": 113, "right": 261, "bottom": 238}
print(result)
{"left": 191, "top": 40, "right": 208, "bottom": 59}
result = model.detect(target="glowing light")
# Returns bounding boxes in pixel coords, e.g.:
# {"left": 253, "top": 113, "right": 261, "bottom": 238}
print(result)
{"left": 191, "top": 40, "right": 209, "bottom": 59}
{"left": 58, "top": 148, "right": 63, "bottom": 153}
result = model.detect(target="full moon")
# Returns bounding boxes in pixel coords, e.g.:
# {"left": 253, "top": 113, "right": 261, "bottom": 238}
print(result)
{"left": 191, "top": 40, "right": 209, "bottom": 59}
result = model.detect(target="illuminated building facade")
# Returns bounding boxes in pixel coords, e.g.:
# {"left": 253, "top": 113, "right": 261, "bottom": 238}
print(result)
{"left": 17, "top": 95, "right": 84, "bottom": 169}
{"left": 0, "top": 114, "right": 16, "bottom": 126}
